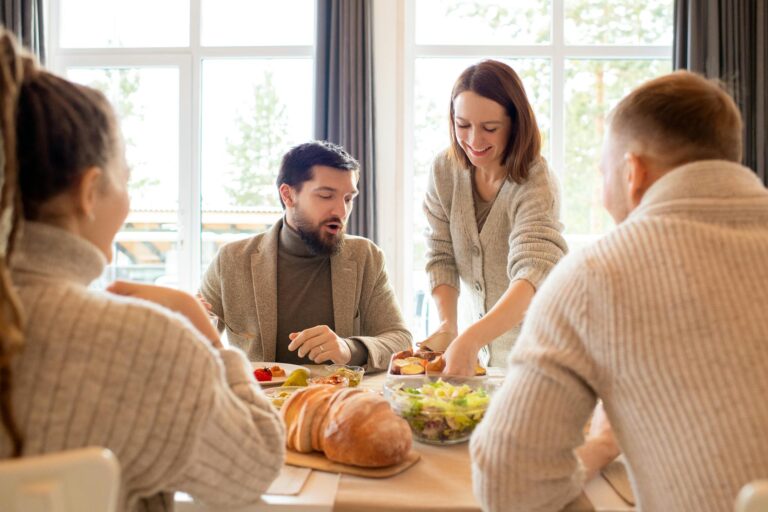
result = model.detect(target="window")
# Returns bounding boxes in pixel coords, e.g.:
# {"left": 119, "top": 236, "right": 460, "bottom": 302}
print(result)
{"left": 49, "top": 0, "right": 316, "bottom": 290}
{"left": 404, "top": 0, "right": 673, "bottom": 339}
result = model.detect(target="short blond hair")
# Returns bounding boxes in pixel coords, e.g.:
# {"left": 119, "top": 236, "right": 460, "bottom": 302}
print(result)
{"left": 609, "top": 70, "right": 743, "bottom": 166}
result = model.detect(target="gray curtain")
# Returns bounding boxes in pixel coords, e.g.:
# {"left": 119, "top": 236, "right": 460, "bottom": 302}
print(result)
{"left": 1, "top": 0, "right": 45, "bottom": 63}
{"left": 674, "top": 0, "right": 768, "bottom": 184}
{"left": 315, "top": 0, "right": 376, "bottom": 241}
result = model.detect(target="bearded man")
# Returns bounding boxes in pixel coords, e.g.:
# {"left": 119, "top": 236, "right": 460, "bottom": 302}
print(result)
{"left": 201, "top": 141, "right": 411, "bottom": 369}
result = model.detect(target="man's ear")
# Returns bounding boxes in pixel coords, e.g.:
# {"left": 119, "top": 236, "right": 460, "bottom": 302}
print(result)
{"left": 74, "top": 166, "right": 103, "bottom": 220}
{"left": 279, "top": 183, "right": 296, "bottom": 208}
{"left": 625, "top": 153, "right": 652, "bottom": 210}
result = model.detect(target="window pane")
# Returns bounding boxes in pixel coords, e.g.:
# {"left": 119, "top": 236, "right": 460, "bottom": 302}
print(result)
{"left": 416, "top": 0, "right": 551, "bottom": 45}
{"left": 201, "top": 0, "right": 314, "bottom": 46}
{"left": 67, "top": 67, "right": 180, "bottom": 287}
{"left": 60, "top": 0, "right": 189, "bottom": 48}
{"left": 563, "top": 59, "right": 671, "bottom": 242}
{"left": 411, "top": 58, "right": 551, "bottom": 339}
{"left": 564, "top": 0, "right": 673, "bottom": 45}
{"left": 200, "top": 59, "right": 313, "bottom": 270}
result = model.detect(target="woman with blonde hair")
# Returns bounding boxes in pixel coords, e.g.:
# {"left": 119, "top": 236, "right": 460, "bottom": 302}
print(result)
{"left": 424, "top": 60, "right": 567, "bottom": 375}
{"left": 0, "top": 29, "right": 284, "bottom": 511}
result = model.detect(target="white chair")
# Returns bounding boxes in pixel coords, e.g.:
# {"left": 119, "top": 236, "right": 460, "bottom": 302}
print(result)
{"left": 0, "top": 446, "right": 120, "bottom": 512}
{"left": 736, "top": 480, "right": 768, "bottom": 512}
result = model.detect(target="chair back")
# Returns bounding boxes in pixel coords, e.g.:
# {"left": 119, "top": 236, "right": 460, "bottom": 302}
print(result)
{"left": 0, "top": 446, "right": 120, "bottom": 512}
{"left": 736, "top": 480, "right": 768, "bottom": 512}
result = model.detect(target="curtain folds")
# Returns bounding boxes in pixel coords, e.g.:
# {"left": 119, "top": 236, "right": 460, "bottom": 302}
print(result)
{"left": 315, "top": 0, "right": 376, "bottom": 241}
{"left": 674, "top": 0, "right": 768, "bottom": 184}
{"left": 1, "top": 0, "right": 45, "bottom": 63}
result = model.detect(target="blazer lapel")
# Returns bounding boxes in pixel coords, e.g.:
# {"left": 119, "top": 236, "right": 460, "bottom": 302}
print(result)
{"left": 251, "top": 220, "right": 280, "bottom": 361}
{"left": 331, "top": 246, "right": 357, "bottom": 338}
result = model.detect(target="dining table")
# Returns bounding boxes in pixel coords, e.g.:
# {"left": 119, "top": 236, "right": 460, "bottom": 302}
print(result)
{"left": 175, "top": 365, "right": 635, "bottom": 512}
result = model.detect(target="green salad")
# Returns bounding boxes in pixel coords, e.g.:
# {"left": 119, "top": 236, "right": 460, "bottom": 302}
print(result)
{"left": 389, "top": 380, "right": 491, "bottom": 444}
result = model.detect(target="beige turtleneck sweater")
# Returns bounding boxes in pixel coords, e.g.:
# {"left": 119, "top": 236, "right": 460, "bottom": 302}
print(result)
{"left": 471, "top": 160, "right": 768, "bottom": 511}
{"left": 3, "top": 222, "right": 285, "bottom": 512}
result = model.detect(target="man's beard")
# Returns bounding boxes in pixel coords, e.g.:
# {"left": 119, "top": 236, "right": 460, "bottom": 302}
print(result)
{"left": 293, "top": 207, "right": 345, "bottom": 256}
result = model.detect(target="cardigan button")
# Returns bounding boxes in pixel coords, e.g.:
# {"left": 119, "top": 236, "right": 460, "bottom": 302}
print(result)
{"left": 474, "top": 281, "right": 482, "bottom": 292}
{"left": 472, "top": 245, "right": 481, "bottom": 257}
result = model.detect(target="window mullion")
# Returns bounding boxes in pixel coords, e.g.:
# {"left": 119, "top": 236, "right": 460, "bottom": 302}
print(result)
{"left": 552, "top": 0, "right": 566, "bottom": 180}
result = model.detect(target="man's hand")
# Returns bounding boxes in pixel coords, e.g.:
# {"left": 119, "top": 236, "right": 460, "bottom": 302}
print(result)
{"left": 287, "top": 325, "right": 352, "bottom": 364}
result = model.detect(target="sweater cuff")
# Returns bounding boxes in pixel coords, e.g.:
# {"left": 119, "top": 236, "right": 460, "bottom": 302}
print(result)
{"left": 428, "top": 265, "right": 460, "bottom": 293}
{"left": 511, "top": 264, "right": 552, "bottom": 292}
{"left": 343, "top": 338, "right": 369, "bottom": 367}
{"left": 218, "top": 348, "right": 255, "bottom": 387}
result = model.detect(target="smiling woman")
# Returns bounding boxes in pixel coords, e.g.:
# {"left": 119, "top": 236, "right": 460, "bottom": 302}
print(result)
{"left": 423, "top": 59, "right": 567, "bottom": 376}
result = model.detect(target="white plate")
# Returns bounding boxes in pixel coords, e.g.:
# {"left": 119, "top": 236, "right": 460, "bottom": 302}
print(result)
{"left": 252, "top": 362, "right": 309, "bottom": 385}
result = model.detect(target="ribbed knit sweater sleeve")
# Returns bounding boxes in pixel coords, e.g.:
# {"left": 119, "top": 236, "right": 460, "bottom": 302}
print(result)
{"left": 505, "top": 162, "right": 568, "bottom": 290}
{"left": 9, "top": 287, "right": 284, "bottom": 512}
{"left": 424, "top": 152, "right": 461, "bottom": 292}
{"left": 470, "top": 252, "right": 598, "bottom": 512}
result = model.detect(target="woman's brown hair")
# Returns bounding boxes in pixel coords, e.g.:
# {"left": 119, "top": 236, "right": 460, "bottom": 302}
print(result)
{"left": 448, "top": 60, "right": 541, "bottom": 184}
{"left": 0, "top": 28, "right": 119, "bottom": 457}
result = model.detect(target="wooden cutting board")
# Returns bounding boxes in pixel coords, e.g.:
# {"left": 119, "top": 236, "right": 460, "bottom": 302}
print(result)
{"left": 286, "top": 449, "right": 420, "bottom": 478}
{"left": 601, "top": 459, "right": 636, "bottom": 505}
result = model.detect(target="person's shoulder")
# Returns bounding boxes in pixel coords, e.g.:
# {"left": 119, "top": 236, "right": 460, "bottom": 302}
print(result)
{"left": 520, "top": 157, "right": 559, "bottom": 190}
{"left": 216, "top": 228, "right": 271, "bottom": 260}
{"left": 432, "top": 149, "right": 463, "bottom": 176}
{"left": 340, "top": 235, "right": 386, "bottom": 265}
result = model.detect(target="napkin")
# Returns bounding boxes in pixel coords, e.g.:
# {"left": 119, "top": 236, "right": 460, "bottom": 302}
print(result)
{"left": 265, "top": 465, "right": 312, "bottom": 495}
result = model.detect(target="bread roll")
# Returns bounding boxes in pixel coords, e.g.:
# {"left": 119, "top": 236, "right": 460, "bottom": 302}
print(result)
{"left": 323, "top": 392, "right": 412, "bottom": 468}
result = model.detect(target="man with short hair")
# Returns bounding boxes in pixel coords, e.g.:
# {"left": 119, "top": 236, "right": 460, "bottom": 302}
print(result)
{"left": 201, "top": 141, "right": 411, "bottom": 370}
{"left": 471, "top": 71, "right": 768, "bottom": 511}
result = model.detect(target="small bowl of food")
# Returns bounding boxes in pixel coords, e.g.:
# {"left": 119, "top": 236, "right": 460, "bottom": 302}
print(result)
{"left": 384, "top": 377, "right": 500, "bottom": 445}
{"left": 308, "top": 373, "right": 350, "bottom": 387}
{"left": 263, "top": 386, "right": 304, "bottom": 410}
{"left": 323, "top": 364, "right": 365, "bottom": 387}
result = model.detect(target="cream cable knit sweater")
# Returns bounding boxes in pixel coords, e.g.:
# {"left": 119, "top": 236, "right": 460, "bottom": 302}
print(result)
{"left": 2, "top": 222, "right": 285, "bottom": 512}
{"left": 471, "top": 160, "right": 768, "bottom": 511}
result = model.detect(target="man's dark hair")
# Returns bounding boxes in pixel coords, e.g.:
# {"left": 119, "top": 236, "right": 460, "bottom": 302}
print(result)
{"left": 276, "top": 140, "right": 359, "bottom": 207}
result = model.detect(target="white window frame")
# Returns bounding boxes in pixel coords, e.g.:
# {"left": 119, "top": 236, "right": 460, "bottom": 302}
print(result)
{"left": 374, "top": 0, "right": 672, "bottom": 325}
{"left": 47, "top": 0, "right": 314, "bottom": 293}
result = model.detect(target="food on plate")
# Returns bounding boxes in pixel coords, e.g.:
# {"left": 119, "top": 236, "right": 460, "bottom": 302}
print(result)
{"left": 387, "top": 379, "right": 492, "bottom": 444}
{"left": 282, "top": 368, "right": 310, "bottom": 387}
{"left": 264, "top": 386, "right": 303, "bottom": 410}
{"left": 309, "top": 374, "right": 349, "bottom": 387}
{"left": 281, "top": 386, "right": 412, "bottom": 467}
{"left": 324, "top": 364, "right": 364, "bottom": 387}
{"left": 389, "top": 349, "right": 486, "bottom": 376}
{"left": 254, "top": 367, "right": 273, "bottom": 382}
{"left": 270, "top": 365, "right": 286, "bottom": 378}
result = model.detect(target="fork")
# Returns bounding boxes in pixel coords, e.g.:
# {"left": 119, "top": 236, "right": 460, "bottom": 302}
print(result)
{"left": 211, "top": 314, "right": 258, "bottom": 340}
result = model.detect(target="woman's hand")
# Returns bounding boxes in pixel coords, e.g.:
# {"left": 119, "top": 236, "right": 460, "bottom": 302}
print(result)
{"left": 442, "top": 332, "right": 480, "bottom": 376}
{"left": 107, "top": 280, "right": 222, "bottom": 348}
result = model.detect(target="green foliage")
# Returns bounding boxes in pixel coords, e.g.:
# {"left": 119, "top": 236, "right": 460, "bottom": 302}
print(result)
{"left": 224, "top": 72, "right": 288, "bottom": 208}
{"left": 87, "top": 69, "right": 160, "bottom": 197}
{"left": 563, "top": 59, "right": 671, "bottom": 234}
{"left": 446, "top": 1, "right": 551, "bottom": 43}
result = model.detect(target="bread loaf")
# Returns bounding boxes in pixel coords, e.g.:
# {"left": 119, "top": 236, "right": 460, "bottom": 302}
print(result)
{"left": 280, "top": 386, "right": 412, "bottom": 467}
{"left": 322, "top": 392, "right": 412, "bottom": 468}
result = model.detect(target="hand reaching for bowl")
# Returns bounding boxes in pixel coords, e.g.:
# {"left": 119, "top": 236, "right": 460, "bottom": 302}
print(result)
{"left": 442, "top": 332, "right": 482, "bottom": 377}
{"left": 288, "top": 324, "right": 352, "bottom": 364}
